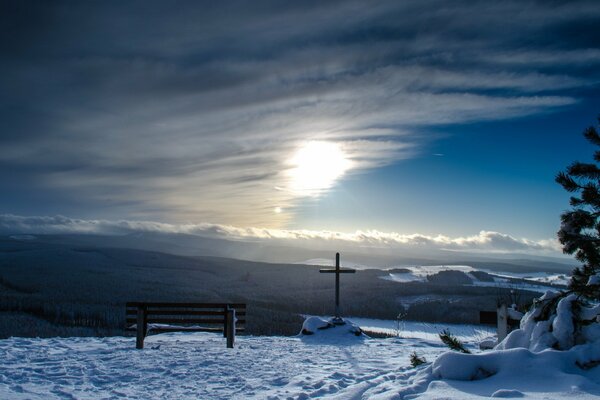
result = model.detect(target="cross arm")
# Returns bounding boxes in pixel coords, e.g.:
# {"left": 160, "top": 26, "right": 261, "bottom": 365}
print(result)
{"left": 319, "top": 269, "right": 356, "bottom": 273}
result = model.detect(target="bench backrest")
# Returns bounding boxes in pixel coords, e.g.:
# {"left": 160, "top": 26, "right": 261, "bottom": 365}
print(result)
{"left": 126, "top": 302, "right": 246, "bottom": 332}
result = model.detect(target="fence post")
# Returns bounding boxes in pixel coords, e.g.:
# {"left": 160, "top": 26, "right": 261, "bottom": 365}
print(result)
{"left": 136, "top": 305, "right": 146, "bottom": 349}
{"left": 226, "top": 306, "right": 236, "bottom": 349}
{"left": 497, "top": 303, "right": 508, "bottom": 343}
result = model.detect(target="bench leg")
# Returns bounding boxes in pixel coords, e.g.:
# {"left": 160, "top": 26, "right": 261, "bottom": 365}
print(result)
{"left": 226, "top": 308, "right": 235, "bottom": 349}
{"left": 136, "top": 306, "right": 146, "bottom": 349}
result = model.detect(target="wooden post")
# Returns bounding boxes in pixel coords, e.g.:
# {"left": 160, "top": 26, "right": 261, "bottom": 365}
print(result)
{"left": 136, "top": 305, "right": 146, "bottom": 349}
{"left": 143, "top": 307, "right": 148, "bottom": 337}
{"left": 223, "top": 305, "right": 228, "bottom": 337}
{"left": 226, "top": 306, "right": 235, "bottom": 349}
{"left": 334, "top": 252, "right": 340, "bottom": 318}
{"left": 497, "top": 303, "right": 508, "bottom": 343}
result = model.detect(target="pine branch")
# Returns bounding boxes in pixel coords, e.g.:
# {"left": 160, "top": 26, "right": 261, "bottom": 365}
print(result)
{"left": 439, "top": 329, "right": 471, "bottom": 353}
{"left": 556, "top": 172, "right": 582, "bottom": 192}
{"left": 567, "top": 162, "right": 600, "bottom": 179}
{"left": 584, "top": 126, "right": 600, "bottom": 146}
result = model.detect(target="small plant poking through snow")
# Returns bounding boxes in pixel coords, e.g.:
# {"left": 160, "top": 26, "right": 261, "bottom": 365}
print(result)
{"left": 410, "top": 351, "right": 426, "bottom": 367}
{"left": 439, "top": 329, "right": 471, "bottom": 353}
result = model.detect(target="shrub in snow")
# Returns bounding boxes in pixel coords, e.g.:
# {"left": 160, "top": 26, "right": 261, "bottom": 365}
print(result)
{"left": 410, "top": 351, "right": 427, "bottom": 367}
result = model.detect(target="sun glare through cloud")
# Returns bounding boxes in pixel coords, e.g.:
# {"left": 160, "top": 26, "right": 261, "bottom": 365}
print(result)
{"left": 287, "top": 141, "right": 352, "bottom": 196}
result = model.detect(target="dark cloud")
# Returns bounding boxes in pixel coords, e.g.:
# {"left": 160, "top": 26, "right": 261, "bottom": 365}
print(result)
{"left": 0, "top": 1, "right": 598, "bottom": 225}
{"left": 0, "top": 214, "right": 561, "bottom": 255}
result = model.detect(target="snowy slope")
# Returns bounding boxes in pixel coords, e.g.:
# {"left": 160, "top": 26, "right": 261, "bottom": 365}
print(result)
{"left": 1, "top": 321, "right": 598, "bottom": 399}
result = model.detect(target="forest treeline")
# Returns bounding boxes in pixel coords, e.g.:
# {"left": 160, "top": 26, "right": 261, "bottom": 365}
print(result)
{"left": 0, "top": 240, "right": 552, "bottom": 338}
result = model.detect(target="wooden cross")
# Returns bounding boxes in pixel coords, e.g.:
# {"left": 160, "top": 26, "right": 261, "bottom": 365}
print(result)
{"left": 320, "top": 252, "right": 355, "bottom": 321}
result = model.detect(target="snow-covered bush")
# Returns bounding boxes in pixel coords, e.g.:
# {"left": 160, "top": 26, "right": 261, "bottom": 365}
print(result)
{"left": 496, "top": 290, "right": 600, "bottom": 351}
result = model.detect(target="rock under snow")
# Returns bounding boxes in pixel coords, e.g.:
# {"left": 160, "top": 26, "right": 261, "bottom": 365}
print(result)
{"left": 300, "top": 316, "right": 334, "bottom": 334}
{"left": 300, "top": 316, "right": 364, "bottom": 337}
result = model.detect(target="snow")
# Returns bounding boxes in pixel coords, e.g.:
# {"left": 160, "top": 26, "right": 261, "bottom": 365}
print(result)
{"left": 301, "top": 315, "right": 334, "bottom": 333}
{"left": 1, "top": 317, "right": 599, "bottom": 399}
{"left": 351, "top": 317, "right": 494, "bottom": 343}
{"left": 588, "top": 273, "right": 600, "bottom": 286}
{"left": 398, "top": 343, "right": 600, "bottom": 399}
{"left": 507, "top": 307, "right": 524, "bottom": 320}
{"left": 381, "top": 272, "right": 425, "bottom": 283}
{"left": 0, "top": 330, "right": 444, "bottom": 399}
{"left": 552, "top": 294, "right": 577, "bottom": 349}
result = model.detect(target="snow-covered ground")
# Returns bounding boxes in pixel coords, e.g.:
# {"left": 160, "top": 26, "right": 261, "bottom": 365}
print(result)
{"left": 0, "top": 329, "right": 441, "bottom": 399}
{"left": 352, "top": 317, "right": 495, "bottom": 342}
{"left": 1, "top": 318, "right": 598, "bottom": 399}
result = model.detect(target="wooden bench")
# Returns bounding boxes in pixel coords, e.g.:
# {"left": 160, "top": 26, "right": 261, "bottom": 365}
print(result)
{"left": 126, "top": 302, "right": 246, "bottom": 349}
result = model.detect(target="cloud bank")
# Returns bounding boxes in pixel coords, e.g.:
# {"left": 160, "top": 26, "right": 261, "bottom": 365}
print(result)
{"left": 1, "top": 1, "right": 598, "bottom": 226}
{"left": 0, "top": 214, "right": 562, "bottom": 255}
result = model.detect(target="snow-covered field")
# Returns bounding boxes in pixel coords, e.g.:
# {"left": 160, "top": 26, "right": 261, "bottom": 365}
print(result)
{"left": 1, "top": 318, "right": 599, "bottom": 399}
{"left": 380, "top": 264, "right": 567, "bottom": 293}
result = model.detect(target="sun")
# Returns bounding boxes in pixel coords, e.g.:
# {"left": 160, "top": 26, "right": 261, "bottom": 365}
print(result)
{"left": 288, "top": 141, "right": 351, "bottom": 196}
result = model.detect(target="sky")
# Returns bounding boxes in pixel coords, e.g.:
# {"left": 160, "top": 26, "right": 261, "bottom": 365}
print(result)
{"left": 1, "top": 1, "right": 599, "bottom": 256}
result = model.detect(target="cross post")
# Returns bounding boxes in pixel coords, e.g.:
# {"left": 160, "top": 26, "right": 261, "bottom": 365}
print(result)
{"left": 320, "top": 252, "right": 355, "bottom": 323}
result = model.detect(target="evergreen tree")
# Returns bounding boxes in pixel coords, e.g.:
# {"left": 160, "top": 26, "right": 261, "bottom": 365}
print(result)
{"left": 556, "top": 117, "right": 600, "bottom": 300}
{"left": 493, "top": 116, "right": 600, "bottom": 351}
